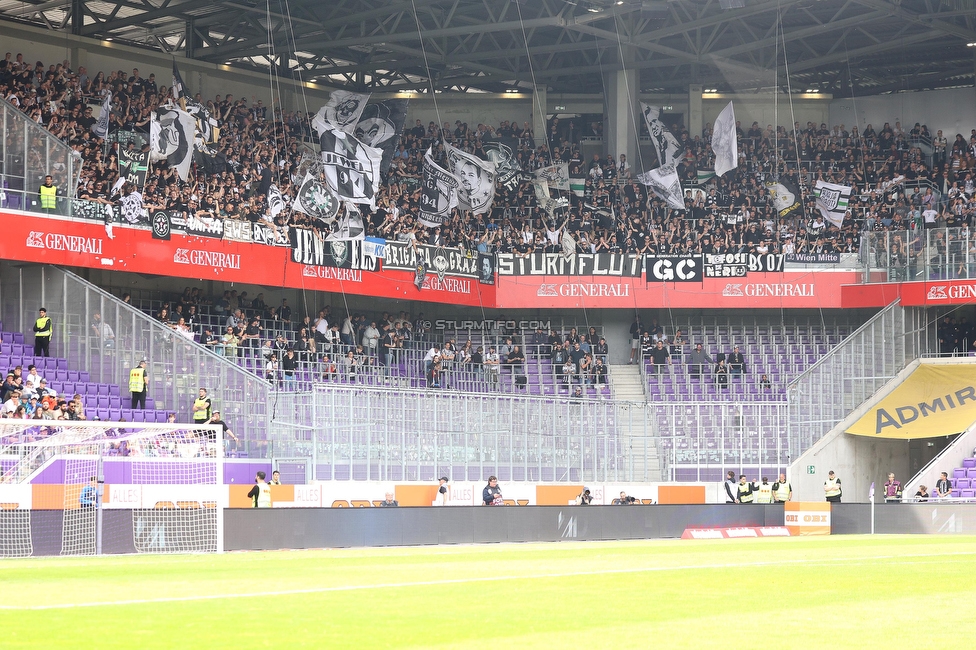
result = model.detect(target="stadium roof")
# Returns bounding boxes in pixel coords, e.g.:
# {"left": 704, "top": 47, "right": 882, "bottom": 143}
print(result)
{"left": 2, "top": 0, "right": 975, "bottom": 97}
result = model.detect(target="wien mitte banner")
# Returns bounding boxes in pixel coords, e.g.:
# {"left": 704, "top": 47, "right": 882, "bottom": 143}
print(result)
{"left": 847, "top": 364, "right": 976, "bottom": 439}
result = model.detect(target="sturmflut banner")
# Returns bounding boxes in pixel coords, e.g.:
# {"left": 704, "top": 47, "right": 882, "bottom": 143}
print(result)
{"left": 497, "top": 253, "right": 644, "bottom": 276}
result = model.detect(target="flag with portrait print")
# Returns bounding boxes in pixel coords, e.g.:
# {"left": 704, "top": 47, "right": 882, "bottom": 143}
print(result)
{"left": 318, "top": 128, "right": 383, "bottom": 205}
{"left": 444, "top": 143, "right": 496, "bottom": 215}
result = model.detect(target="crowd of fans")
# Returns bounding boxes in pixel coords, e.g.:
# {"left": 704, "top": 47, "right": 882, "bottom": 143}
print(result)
{"left": 4, "top": 51, "right": 976, "bottom": 261}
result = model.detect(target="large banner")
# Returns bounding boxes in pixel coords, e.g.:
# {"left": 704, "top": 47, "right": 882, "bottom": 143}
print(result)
{"left": 290, "top": 228, "right": 380, "bottom": 271}
{"left": 847, "top": 365, "right": 976, "bottom": 438}
{"left": 319, "top": 128, "right": 383, "bottom": 205}
{"left": 354, "top": 99, "right": 409, "bottom": 175}
{"left": 118, "top": 148, "right": 149, "bottom": 188}
{"left": 497, "top": 252, "right": 644, "bottom": 277}
{"left": 383, "top": 241, "right": 480, "bottom": 279}
{"left": 646, "top": 255, "right": 703, "bottom": 283}
{"left": 419, "top": 147, "right": 459, "bottom": 228}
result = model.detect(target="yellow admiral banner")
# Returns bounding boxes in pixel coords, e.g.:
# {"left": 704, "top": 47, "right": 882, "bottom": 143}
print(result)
{"left": 847, "top": 365, "right": 976, "bottom": 439}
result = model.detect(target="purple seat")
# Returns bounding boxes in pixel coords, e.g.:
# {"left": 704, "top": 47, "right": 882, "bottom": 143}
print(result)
{"left": 954, "top": 478, "right": 970, "bottom": 490}
{"left": 961, "top": 489, "right": 976, "bottom": 499}
{"left": 953, "top": 468, "right": 967, "bottom": 479}
{"left": 97, "top": 384, "right": 110, "bottom": 396}
{"left": 132, "top": 411, "right": 146, "bottom": 423}
{"left": 967, "top": 468, "right": 976, "bottom": 479}
{"left": 120, "top": 409, "right": 133, "bottom": 421}
{"left": 963, "top": 458, "right": 976, "bottom": 469}
{"left": 96, "top": 395, "right": 110, "bottom": 409}
{"left": 84, "top": 382, "right": 98, "bottom": 396}
{"left": 12, "top": 333, "right": 24, "bottom": 345}
{"left": 56, "top": 358, "right": 68, "bottom": 371}
{"left": 108, "top": 384, "right": 121, "bottom": 397}
{"left": 67, "top": 370, "right": 79, "bottom": 383}
{"left": 108, "top": 409, "right": 121, "bottom": 421}
{"left": 109, "top": 396, "right": 121, "bottom": 409}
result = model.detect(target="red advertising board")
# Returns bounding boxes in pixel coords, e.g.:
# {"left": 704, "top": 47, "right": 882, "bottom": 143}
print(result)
{"left": 494, "top": 271, "right": 860, "bottom": 309}
{"left": 841, "top": 280, "right": 976, "bottom": 308}
{"left": 0, "top": 212, "right": 494, "bottom": 307}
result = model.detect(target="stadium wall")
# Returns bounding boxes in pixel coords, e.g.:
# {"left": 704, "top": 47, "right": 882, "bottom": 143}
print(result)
{"left": 830, "top": 87, "right": 976, "bottom": 143}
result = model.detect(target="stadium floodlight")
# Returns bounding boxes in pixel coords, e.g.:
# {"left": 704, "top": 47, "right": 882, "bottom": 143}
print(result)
{"left": 719, "top": 0, "right": 747, "bottom": 9}
{"left": 0, "top": 421, "right": 223, "bottom": 558}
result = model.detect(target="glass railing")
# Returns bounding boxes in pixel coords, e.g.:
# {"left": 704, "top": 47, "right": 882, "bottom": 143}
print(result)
{"left": 858, "top": 226, "right": 976, "bottom": 283}
{"left": 1, "top": 96, "right": 83, "bottom": 202}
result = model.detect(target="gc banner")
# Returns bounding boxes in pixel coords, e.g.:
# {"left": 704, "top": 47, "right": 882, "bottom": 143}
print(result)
{"left": 646, "top": 255, "right": 703, "bottom": 283}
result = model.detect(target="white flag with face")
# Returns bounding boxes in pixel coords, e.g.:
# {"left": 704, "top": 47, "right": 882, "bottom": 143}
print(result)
{"left": 713, "top": 101, "right": 738, "bottom": 178}
{"left": 313, "top": 90, "right": 371, "bottom": 135}
{"left": 640, "top": 103, "right": 683, "bottom": 166}
{"left": 637, "top": 163, "right": 685, "bottom": 210}
{"left": 267, "top": 184, "right": 285, "bottom": 218}
{"left": 319, "top": 128, "right": 383, "bottom": 205}
{"left": 150, "top": 106, "right": 196, "bottom": 181}
{"left": 814, "top": 180, "right": 852, "bottom": 228}
{"left": 445, "top": 144, "right": 497, "bottom": 214}
{"left": 419, "top": 147, "right": 460, "bottom": 229}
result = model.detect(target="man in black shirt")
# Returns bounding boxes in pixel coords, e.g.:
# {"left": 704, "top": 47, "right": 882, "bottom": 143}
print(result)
{"left": 649, "top": 340, "right": 671, "bottom": 374}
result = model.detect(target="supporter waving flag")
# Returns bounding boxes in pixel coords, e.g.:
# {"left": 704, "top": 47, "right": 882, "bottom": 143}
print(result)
{"left": 766, "top": 179, "right": 803, "bottom": 218}
{"left": 640, "top": 103, "right": 682, "bottom": 166}
{"left": 313, "top": 90, "right": 371, "bottom": 136}
{"left": 150, "top": 106, "right": 195, "bottom": 181}
{"left": 293, "top": 172, "right": 339, "bottom": 222}
{"left": 637, "top": 163, "right": 685, "bottom": 210}
{"left": 712, "top": 101, "right": 738, "bottom": 178}
{"left": 419, "top": 147, "right": 459, "bottom": 228}
{"left": 813, "top": 180, "right": 852, "bottom": 228}
{"left": 91, "top": 91, "right": 112, "bottom": 139}
{"left": 319, "top": 128, "right": 383, "bottom": 205}
{"left": 534, "top": 163, "right": 570, "bottom": 191}
{"left": 171, "top": 61, "right": 187, "bottom": 102}
{"left": 354, "top": 99, "right": 409, "bottom": 175}
{"left": 445, "top": 143, "right": 496, "bottom": 215}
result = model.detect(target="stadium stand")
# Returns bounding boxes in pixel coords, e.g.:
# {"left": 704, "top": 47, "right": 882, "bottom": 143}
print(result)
{"left": 1, "top": 48, "right": 974, "bottom": 264}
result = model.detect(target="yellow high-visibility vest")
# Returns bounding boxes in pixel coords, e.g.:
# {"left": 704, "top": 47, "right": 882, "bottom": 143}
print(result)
{"left": 34, "top": 317, "right": 52, "bottom": 338}
{"left": 738, "top": 483, "right": 754, "bottom": 503}
{"left": 40, "top": 184, "right": 57, "bottom": 209}
{"left": 824, "top": 478, "right": 842, "bottom": 498}
{"left": 128, "top": 368, "right": 146, "bottom": 393}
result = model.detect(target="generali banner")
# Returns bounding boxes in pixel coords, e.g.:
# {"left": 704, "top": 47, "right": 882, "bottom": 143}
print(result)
{"left": 494, "top": 270, "right": 859, "bottom": 309}
{"left": 3, "top": 212, "right": 492, "bottom": 307}
{"left": 847, "top": 364, "right": 976, "bottom": 439}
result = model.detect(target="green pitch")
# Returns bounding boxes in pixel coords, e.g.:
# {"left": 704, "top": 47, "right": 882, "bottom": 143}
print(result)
{"left": 2, "top": 535, "right": 975, "bottom": 649}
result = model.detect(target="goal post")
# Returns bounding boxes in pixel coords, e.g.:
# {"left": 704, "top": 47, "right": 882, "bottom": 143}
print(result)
{"left": 0, "top": 421, "right": 224, "bottom": 557}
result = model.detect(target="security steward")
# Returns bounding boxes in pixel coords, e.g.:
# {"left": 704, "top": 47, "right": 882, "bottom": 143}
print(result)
{"left": 39, "top": 175, "right": 57, "bottom": 213}
{"left": 772, "top": 473, "right": 792, "bottom": 503}
{"left": 192, "top": 387, "right": 212, "bottom": 426}
{"left": 129, "top": 359, "right": 149, "bottom": 410}
{"left": 736, "top": 474, "right": 754, "bottom": 504}
{"left": 824, "top": 470, "right": 842, "bottom": 503}
{"left": 754, "top": 477, "right": 774, "bottom": 504}
{"left": 32, "top": 307, "right": 53, "bottom": 357}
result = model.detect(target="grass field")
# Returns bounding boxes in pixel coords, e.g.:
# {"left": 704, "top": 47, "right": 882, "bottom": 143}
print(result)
{"left": 2, "top": 535, "right": 975, "bottom": 649}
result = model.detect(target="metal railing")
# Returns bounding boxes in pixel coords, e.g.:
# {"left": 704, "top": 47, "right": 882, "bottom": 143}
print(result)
{"left": 265, "top": 384, "right": 660, "bottom": 483}
{"left": 0, "top": 264, "right": 272, "bottom": 457}
{"left": 785, "top": 301, "right": 932, "bottom": 457}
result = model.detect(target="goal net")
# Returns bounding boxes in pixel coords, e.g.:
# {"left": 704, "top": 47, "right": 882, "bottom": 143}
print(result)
{"left": 0, "top": 421, "right": 223, "bottom": 557}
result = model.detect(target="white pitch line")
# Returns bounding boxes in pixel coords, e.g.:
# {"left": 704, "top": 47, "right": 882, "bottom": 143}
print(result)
{"left": 2, "top": 549, "right": 975, "bottom": 611}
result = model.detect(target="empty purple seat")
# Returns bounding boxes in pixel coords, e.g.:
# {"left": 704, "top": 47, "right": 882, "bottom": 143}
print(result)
{"left": 79, "top": 371, "right": 91, "bottom": 383}
{"left": 97, "top": 384, "right": 110, "bottom": 396}
{"left": 967, "top": 468, "right": 976, "bottom": 479}
{"left": 120, "top": 409, "right": 133, "bottom": 421}
{"left": 108, "top": 409, "right": 121, "bottom": 421}
{"left": 67, "top": 370, "right": 79, "bottom": 382}
{"left": 961, "top": 489, "right": 976, "bottom": 499}
{"left": 56, "top": 358, "right": 68, "bottom": 371}
{"left": 955, "top": 478, "right": 970, "bottom": 490}
{"left": 963, "top": 458, "right": 976, "bottom": 469}
{"left": 954, "top": 468, "right": 967, "bottom": 479}
{"left": 12, "top": 333, "right": 24, "bottom": 345}
{"left": 108, "top": 384, "right": 120, "bottom": 397}
{"left": 96, "top": 395, "right": 110, "bottom": 409}
{"left": 132, "top": 411, "right": 146, "bottom": 423}
{"left": 109, "top": 396, "right": 121, "bottom": 409}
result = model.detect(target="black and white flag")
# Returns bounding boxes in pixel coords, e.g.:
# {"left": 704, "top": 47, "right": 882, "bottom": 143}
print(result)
{"left": 92, "top": 91, "right": 112, "bottom": 139}
{"left": 445, "top": 143, "right": 496, "bottom": 215}
{"left": 638, "top": 163, "right": 685, "bottom": 210}
{"left": 354, "top": 99, "right": 409, "bottom": 175}
{"left": 640, "top": 103, "right": 683, "bottom": 166}
{"left": 328, "top": 203, "right": 366, "bottom": 241}
{"left": 313, "top": 90, "right": 371, "bottom": 135}
{"left": 118, "top": 147, "right": 149, "bottom": 188}
{"left": 532, "top": 180, "right": 569, "bottom": 218}
{"left": 483, "top": 137, "right": 526, "bottom": 192}
{"left": 293, "top": 172, "right": 339, "bottom": 222}
{"left": 150, "top": 106, "right": 195, "bottom": 181}
{"left": 171, "top": 61, "right": 187, "bottom": 102}
{"left": 766, "top": 179, "right": 803, "bottom": 218}
{"left": 185, "top": 99, "right": 218, "bottom": 145}
{"left": 118, "top": 189, "right": 144, "bottom": 224}
{"left": 319, "top": 128, "right": 383, "bottom": 205}
{"left": 813, "top": 180, "right": 851, "bottom": 228}
{"left": 712, "top": 101, "right": 738, "bottom": 178}
{"left": 267, "top": 184, "right": 285, "bottom": 218}
{"left": 419, "top": 147, "right": 459, "bottom": 228}
{"left": 534, "top": 163, "right": 570, "bottom": 191}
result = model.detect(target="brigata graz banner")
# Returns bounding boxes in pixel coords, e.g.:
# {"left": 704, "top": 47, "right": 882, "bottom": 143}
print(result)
{"left": 497, "top": 252, "right": 643, "bottom": 276}
{"left": 383, "top": 241, "right": 480, "bottom": 278}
